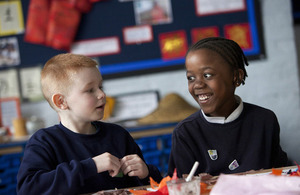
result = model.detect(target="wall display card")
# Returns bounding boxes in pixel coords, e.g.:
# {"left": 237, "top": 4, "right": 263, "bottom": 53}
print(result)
{"left": 108, "top": 91, "right": 159, "bottom": 122}
{"left": 0, "top": 97, "right": 21, "bottom": 129}
{"left": 134, "top": 0, "right": 173, "bottom": 25}
{"left": 20, "top": 66, "right": 44, "bottom": 102}
{"left": 224, "top": 23, "right": 252, "bottom": 50}
{"left": 0, "top": 69, "right": 20, "bottom": 98}
{"left": 0, "top": 37, "right": 21, "bottom": 67}
{"left": 195, "top": 0, "right": 246, "bottom": 16}
{"left": 191, "top": 26, "right": 220, "bottom": 44}
{"left": 0, "top": 0, "right": 24, "bottom": 36}
{"left": 71, "top": 37, "right": 120, "bottom": 57}
{"left": 123, "top": 25, "right": 153, "bottom": 44}
{"left": 159, "top": 30, "right": 188, "bottom": 60}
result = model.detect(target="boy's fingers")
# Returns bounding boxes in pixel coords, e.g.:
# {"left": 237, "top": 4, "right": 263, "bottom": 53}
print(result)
{"left": 120, "top": 154, "right": 140, "bottom": 166}
{"left": 108, "top": 155, "right": 121, "bottom": 177}
{"left": 109, "top": 164, "right": 121, "bottom": 177}
{"left": 109, "top": 168, "right": 121, "bottom": 177}
{"left": 121, "top": 164, "right": 131, "bottom": 175}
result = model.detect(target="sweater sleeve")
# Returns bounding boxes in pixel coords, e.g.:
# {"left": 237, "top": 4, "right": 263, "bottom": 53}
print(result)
{"left": 123, "top": 130, "right": 163, "bottom": 184}
{"left": 270, "top": 114, "right": 289, "bottom": 167}
{"left": 139, "top": 164, "right": 163, "bottom": 185}
{"left": 17, "top": 141, "right": 98, "bottom": 195}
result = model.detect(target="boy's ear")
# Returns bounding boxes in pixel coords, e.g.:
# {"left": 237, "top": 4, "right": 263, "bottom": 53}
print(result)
{"left": 52, "top": 93, "right": 68, "bottom": 110}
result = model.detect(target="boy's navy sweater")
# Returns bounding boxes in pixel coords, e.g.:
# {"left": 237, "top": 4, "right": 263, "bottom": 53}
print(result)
{"left": 168, "top": 102, "right": 289, "bottom": 177}
{"left": 17, "top": 121, "right": 162, "bottom": 195}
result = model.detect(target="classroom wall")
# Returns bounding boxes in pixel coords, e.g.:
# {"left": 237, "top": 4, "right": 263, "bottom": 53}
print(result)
{"left": 22, "top": 0, "right": 300, "bottom": 163}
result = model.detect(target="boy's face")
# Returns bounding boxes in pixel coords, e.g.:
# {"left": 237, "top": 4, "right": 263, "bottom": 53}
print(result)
{"left": 185, "top": 49, "right": 237, "bottom": 117}
{"left": 64, "top": 66, "right": 106, "bottom": 123}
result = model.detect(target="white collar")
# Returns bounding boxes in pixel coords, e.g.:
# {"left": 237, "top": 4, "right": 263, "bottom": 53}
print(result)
{"left": 201, "top": 95, "right": 243, "bottom": 124}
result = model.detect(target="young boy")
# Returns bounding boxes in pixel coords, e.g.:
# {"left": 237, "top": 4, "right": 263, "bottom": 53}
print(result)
{"left": 17, "top": 53, "right": 162, "bottom": 194}
{"left": 168, "top": 37, "right": 289, "bottom": 177}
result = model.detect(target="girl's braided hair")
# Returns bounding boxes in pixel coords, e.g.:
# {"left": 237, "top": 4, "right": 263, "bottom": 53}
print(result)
{"left": 187, "top": 37, "right": 249, "bottom": 84}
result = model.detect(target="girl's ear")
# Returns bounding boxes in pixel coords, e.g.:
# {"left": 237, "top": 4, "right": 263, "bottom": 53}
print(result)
{"left": 233, "top": 69, "right": 245, "bottom": 86}
{"left": 52, "top": 93, "right": 68, "bottom": 110}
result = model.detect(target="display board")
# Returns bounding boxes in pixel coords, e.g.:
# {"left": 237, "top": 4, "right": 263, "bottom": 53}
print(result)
{"left": 292, "top": 0, "right": 300, "bottom": 23}
{"left": 0, "top": 0, "right": 265, "bottom": 80}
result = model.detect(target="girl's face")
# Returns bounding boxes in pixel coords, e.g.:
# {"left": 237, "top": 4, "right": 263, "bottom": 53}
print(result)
{"left": 186, "top": 49, "right": 239, "bottom": 118}
{"left": 65, "top": 66, "right": 106, "bottom": 124}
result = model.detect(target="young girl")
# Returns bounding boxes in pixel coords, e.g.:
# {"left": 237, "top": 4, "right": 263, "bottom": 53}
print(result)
{"left": 168, "top": 37, "right": 289, "bottom": 177}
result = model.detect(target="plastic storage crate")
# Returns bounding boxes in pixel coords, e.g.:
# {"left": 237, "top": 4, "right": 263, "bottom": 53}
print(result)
{"left": 0, "top": 142, "right": 26, "bottom": 195}
{"left": 135, "top": 133, "right": 172, "bottom": 175}
{"left": 136, "top": 136, "right": 161, "bottom": 152}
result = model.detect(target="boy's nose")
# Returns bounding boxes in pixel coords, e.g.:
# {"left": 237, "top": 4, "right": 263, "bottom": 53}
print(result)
{"left": 97, "top": 90, "right": 106, "bottom": 99}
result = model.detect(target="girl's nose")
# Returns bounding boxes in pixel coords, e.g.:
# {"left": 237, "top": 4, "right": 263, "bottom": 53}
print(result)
{"left": 194, "top": 78, "right": 205, "bottom": 88}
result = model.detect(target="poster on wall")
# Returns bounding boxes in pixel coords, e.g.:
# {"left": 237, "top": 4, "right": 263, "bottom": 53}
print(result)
{"left": 0, "top": 0, "right": 24, "bottom": 36}
{"left": 195, "top": 0, "right": 246, "bottom": 16}
{"left": 20, "top": 66, "right": 44, "bottom": 102}
{"left": 0, "top": 97, "right": 21, "bottom": 130}
{"left": 0, "top": 37, "right": 21, "bottom": 67}
{"left": 159, "top": 30, "right": 188, "bottom": 60}
{"left": 0, "top": 69, "right": 20, "bottom": 98}
{"left": 123, "top": 25, "right": 153, "bottom": 44}
{"left": 191, "top": 26, "right": 220, "bottom": 44}
{"left": 133, "top": 0, "right": 173, "bottom": 25}
{"left": 224, "top": 23, "right": 252, "bottom": 50}
{"left": 71, "top": 37, "right": 120, "bottom": 57}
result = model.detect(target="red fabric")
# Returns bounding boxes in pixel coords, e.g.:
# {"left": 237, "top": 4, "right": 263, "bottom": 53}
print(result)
{"left": 64, "top": 0, "right": 92, "bottom": 13}
{"left": 89, "top": 0, "right": 104, "bottom": 2}
{"left": 46, "top": 1, "right": 81, "bottom": 51}
{"left": 24, "top": 0, "right": 50, "bottom": 44}
{"left": 24, "top": 0, "right": 101, "bottom": 50}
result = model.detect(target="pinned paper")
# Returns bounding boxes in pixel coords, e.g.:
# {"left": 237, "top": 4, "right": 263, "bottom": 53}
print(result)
{"left": 158, "top": 30, "right": 188, "bottom": 60}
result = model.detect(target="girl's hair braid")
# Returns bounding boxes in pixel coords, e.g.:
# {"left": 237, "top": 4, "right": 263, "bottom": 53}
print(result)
{"left": 187, "top": 37, "right": 249, "bottom": 84}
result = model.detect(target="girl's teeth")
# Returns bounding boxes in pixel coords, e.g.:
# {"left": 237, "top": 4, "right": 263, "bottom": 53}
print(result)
{"left": 199, "top": 95, "right": 209, "bottom": 101}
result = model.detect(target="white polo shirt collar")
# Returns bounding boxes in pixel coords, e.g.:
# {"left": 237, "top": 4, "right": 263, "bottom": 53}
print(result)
{"left": 201, "top": 95, "right": 243, "bottom": 124}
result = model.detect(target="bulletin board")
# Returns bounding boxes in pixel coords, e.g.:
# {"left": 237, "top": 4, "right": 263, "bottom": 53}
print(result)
{"left": 292, "top": 0, "right": 300, "bottom": 23}
{"left": 0, "top": 0, "right": 265, "bottom": 80}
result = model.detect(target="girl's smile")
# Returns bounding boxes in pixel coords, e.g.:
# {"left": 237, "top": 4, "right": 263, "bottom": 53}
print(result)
{"left": 185, "top": 48, "right": 239, "bottom": 118}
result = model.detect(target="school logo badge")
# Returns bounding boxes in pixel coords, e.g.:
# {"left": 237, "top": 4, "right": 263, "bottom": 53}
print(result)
{"left": 228, "top": 159, "right": 239, "bottom": 170}
{"left": 207, "top": 150, "right": 218, "bottom": 160}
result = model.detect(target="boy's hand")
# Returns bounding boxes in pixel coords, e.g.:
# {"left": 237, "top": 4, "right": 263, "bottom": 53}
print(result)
{"left": 92, "top": 152, "right": 121, "bottom": 177}
{"left": 120, "top": 154, "right": 149, "bottom": 179}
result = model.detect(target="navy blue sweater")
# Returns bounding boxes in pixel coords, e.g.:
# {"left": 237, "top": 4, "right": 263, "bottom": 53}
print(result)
{"left": 168, "top": 102, "right": 288, "bottom": 177}
{"left": 17, "top": 121, "right": 162, "bottom": 195}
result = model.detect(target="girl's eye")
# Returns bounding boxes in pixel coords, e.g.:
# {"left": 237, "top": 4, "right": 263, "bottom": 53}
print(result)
{"left": 204, "top": 73, "right": 212, "bottom": 79}
{"left": 187, "top": 76, "right": 195, "bottom": 81}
